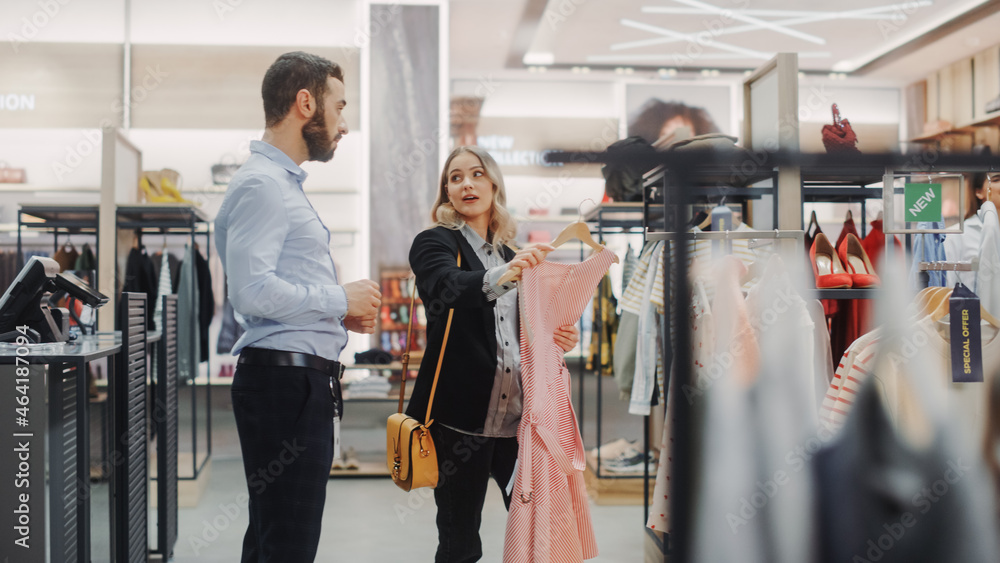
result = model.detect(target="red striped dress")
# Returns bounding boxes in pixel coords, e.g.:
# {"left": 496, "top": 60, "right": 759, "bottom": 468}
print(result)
{"left": 503, "top": 247, "right": 616, "bottom": 563}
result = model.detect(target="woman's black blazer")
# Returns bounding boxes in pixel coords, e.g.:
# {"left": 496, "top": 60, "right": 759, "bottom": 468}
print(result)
{"left": 405, "top": 226, "right": 516, "bottom": 433}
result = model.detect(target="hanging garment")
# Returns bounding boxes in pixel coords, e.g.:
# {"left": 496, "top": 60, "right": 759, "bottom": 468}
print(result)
{"left": 825, "top": 214, "right": 861, "bottom": 361}
{"left": 615, "top": 241, "right": 663, "bottom": 399}
{"left": 153, "top": 251, "right": 172, "bottom": 331}
{"left": 177, "top": 245, "right": 199, "bottom": 381}
{"left": 630, "top": 242, "right": 665, "bottom": 415}
{"left": 978, "top": 202, "right": 1000, "bottom": 318}
{"left": 823, "top": 316, "right": 1000, "bottom": 447}
{"left": 909, "top": 222, "right": 948, "bottom": 288}
{"left": 586, "top": 273, "right": 618, "bottom": 375}
{"left": 692, "top": 256, "right": 818, "bottom": 563}
{"left": 73, "top": 242, "right": 96, "bottom": 272}
{"left": 193, "top": 246, "right": 215, "bottom": 363}
{"left": 808, "top": 299, "right": 835, "bottom": 391}
{"left": 621, "top": 244, "right": 637, "bottom": 292}
{"left": 504, "top": 247, "right": 616, "bottom": 563}
{"left": 123, "top": 246, "right": 159, "bottom": 330}
{"left": 647, "top": 274, "right": 713, "bottom": 534}
{"left": 819, "top": 329, "right": 881, "bottom": 430}
{"left": 944, "top": 212, "right": 984, "bottom": 288}
{"left": 860, "top": 218, "right": 902, "bottom": 269}
{"left": 53, "top": 242, "right": 79, "bottom": 272}
{"left": 814, "top": 377, "right": 1000, "bottom": 563}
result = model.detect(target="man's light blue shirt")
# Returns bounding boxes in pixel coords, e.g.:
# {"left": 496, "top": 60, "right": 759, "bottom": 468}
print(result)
{"left": 215, "top": 140, "right": 348, "bottom": 361}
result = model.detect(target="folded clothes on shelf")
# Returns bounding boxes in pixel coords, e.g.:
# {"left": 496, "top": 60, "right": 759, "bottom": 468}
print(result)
{"left": 588, "top": 438, "right": 658, "bottom": 474}
{"left": 346, "top": 375, "right": 392, "bottom": 398}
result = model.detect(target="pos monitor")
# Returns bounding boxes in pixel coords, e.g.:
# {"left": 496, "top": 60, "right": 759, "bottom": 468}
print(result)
{"left": 0, "top": 256, "right": 108, "bottom": 343}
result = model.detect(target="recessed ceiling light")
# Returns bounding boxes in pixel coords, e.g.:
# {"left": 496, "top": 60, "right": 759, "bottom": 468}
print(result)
{"left": 581, "top": 66, "right": 591, "bottom": 74}
{"left": 522, "top": 51, "right": 554, "bottom": 66}
{"left": 625, "top": 67, "right": 635, "bottom": 75}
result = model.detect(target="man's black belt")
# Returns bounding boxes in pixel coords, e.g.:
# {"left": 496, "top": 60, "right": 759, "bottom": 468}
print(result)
{"left": 238, "top": 347, "right": 344, "bottom": 380}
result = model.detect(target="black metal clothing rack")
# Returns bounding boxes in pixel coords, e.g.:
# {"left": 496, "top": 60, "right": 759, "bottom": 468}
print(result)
{"left": 548, "top": 148, "right": 1000, "bottom": 563}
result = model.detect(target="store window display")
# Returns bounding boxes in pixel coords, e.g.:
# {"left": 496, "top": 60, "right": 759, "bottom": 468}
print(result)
{"left": 214, "top": 51, "right": 382, "bottom": 562}
{"left": 406, "top": 145, "right": 583, "bottom": 563}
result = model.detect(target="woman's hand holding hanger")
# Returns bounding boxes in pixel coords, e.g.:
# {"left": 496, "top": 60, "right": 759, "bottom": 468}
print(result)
{"left": 503, "top": 243, "right": 555, "bottom": 282}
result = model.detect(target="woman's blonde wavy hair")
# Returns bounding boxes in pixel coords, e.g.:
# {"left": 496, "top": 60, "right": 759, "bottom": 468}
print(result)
{"left": 431, "top": 145, "right": 517, "bottom": 253}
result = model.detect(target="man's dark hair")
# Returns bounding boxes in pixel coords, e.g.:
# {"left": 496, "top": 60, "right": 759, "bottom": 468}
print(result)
{"left": 262, "top": 51, "right": 343, "bottom": 128}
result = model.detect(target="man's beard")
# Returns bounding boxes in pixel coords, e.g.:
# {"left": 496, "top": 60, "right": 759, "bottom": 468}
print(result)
{"left": 302, "top": 105, "right": 336, "bottom": 162}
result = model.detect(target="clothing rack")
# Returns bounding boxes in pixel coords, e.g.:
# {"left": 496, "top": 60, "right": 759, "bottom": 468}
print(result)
{"left": 549, "top": 147, "right": 1000, "bottom": 563}
{"left": 919, "top": 259, "right": 978, "bottom": 271}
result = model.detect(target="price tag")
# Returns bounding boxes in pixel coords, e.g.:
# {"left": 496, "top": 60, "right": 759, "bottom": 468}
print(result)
{"left": 950, "top": 283, "right": 983, "bottom": 383}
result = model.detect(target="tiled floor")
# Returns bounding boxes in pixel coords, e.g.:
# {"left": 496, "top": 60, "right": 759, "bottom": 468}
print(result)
{"left": 132, "top": 369, "right": 648, "bottom": 561}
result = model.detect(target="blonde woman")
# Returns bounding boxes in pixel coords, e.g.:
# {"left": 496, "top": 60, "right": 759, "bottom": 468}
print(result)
{"left": 406, "top": 145, "right": 579, "bottom": 562}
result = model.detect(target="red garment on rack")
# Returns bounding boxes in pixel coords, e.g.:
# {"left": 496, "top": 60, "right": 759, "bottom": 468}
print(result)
{"left": 826, "top": 216, "right": 862, "bottom": 362}
{"left": 860, "top": 219, "right": 902, "bottom": 268}
{"left": 504, "top": 248, "right": 615, "bottom": 563}
{"left": 851, "top": 219, "right": 902, "bottom": 349}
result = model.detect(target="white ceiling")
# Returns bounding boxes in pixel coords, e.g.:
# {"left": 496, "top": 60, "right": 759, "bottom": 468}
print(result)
{"left": 450, "top": 0, "right": 1000, "bottom": 83}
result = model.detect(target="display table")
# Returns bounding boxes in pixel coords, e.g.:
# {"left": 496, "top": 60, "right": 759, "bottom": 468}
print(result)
{"left": 0, "top": 334, "right": 120, "bottom": 563}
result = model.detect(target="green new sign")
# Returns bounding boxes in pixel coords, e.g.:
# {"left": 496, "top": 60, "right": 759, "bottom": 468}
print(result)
{"left": 904, "top": 183, "right": 942, "bottom": 222}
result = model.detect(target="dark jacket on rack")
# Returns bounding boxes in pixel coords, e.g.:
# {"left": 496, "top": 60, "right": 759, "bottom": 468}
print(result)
{"left": 405, "top": 226, "right": 516, "bottom": 433}
{"left": 123, "top": 247, "right": 159, "bottom": 330}
{"left": 193, "top": 247, "right": 215, "bottom": 363}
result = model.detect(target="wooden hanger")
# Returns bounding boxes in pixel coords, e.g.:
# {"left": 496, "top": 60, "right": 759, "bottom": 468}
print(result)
{"left": 926, "top": 288, "right": 952, "bottom": 320}
{"left": 913, "top": 286, "right": 940, "bottom": 316}
{"left": 497, "top": 221, "right": 619, "bottom": 285}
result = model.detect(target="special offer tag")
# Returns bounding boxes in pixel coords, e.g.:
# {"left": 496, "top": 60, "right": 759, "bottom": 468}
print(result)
{"left": 950, "top": 283, "right": 983, "bottom": 383}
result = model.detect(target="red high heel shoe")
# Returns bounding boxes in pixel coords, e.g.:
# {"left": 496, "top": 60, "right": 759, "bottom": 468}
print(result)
{"left": 838, "top": 233, "right": 880, "bottom": 288}
{"left": 811, "top": 233, "right": 853, "bottom": 289}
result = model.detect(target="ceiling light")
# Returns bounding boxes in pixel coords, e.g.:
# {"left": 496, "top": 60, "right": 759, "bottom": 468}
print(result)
{"left": 700, "top": 69, "right": 712, "bottom": 77}
{"left": 615, "top": 67, "right": 624, "bottom": 75}
{"left": 710, "top": 69, "right": 720, "bottom": 77}
{"left": 537, "top": 66, "right": 547, "bottom": 73}
{"left": 571, "top": 66, "right": 581, "bottom": 74}
{"left": 625, "top": 67, "right": 635, "bottom": 75}
{"left": 580, "top": 66, "right": 591, "bottom": 74}
{"left": 743, "top": 70, "right": 753, "bottom": 77}
{"left": 522, "top": 51, "right": 554, "bottom": 66}
{"left": 668, "top": 68, "right": 677, "bottom": 77}
{"left": 658, "top": 68, "right": 668, "bottom": 77}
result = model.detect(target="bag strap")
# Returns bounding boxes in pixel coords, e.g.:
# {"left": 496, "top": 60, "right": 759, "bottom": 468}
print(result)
{"left": 398, "top": 253, "right": 461, "bottom": 428}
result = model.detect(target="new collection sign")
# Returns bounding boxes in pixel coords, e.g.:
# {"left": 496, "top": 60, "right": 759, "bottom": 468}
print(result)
{"left": 904, "top": 183, "right": 942, "bottom": 222}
